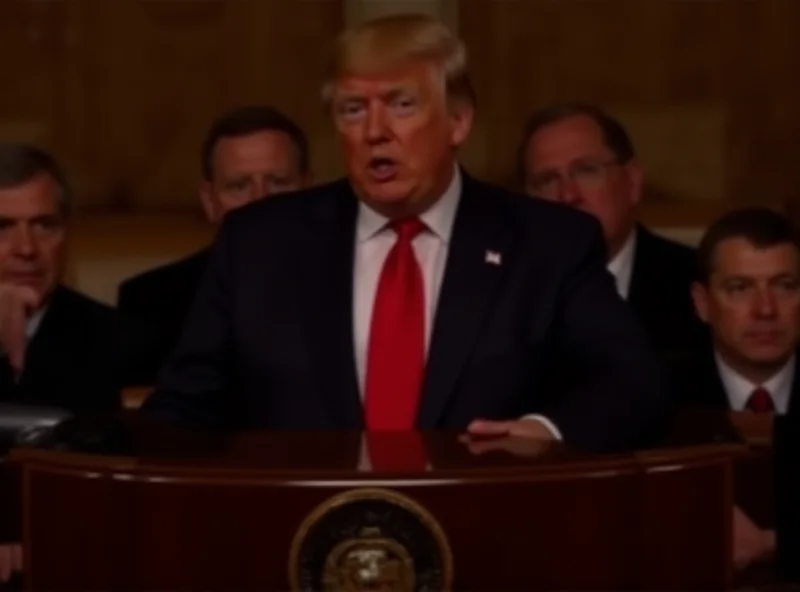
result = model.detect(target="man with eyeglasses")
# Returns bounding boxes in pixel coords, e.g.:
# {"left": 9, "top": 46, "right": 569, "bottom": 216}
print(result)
{"left": 519, "top": 103, "right": 704, "bottom": 360}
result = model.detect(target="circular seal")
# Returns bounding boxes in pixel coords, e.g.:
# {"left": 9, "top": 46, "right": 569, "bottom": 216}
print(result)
{"left": 288, "top": 488, "right": 453, "bottom": 591}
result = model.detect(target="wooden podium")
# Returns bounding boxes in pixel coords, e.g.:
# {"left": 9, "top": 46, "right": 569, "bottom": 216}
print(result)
{"left": 5, "top": 417, "right": 743, "bottom": 591}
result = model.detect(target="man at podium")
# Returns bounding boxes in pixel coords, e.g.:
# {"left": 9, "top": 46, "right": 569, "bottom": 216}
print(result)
{"left": 144, "top": 14, "right": 669, "bottom": 453}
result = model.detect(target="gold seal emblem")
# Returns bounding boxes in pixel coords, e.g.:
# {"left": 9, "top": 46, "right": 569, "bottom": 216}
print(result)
{"left": 288, "top": 488, "right": 453, "bottom": 591}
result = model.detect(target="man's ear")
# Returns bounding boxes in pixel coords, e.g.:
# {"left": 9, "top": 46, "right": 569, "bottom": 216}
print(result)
{"left": 448, "top": 100, "right": 474, "bottom": 148}
{"left": 199, "top": 181, "right": 218, "bottom": 223}
{"left": 691, "top": 281, "right": 710, "bottom": 323}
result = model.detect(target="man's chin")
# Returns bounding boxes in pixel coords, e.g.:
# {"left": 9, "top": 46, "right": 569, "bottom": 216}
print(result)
{"left": 6, "top": 277, "right": 49, "bottom": 299}
{"left": 745, "top": 347, "right": 794, "bottom": 367}
{"left": 359, "top": 182, "right": 421, "bottom": 213}
{"left": 363, "top": 179, "right": 410, "bottom": 200}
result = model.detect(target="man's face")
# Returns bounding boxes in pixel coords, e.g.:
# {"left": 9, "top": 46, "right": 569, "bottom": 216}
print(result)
{"left": 200, "top": 129, "right": 307, "bottom": 223}
{"left": 692, "top": 238, "right": 800, "bottom": 371}
{"left": 0, "top": 174, "right": 67, "bottom": 301}
{"left": 522, "top": 114, "right": 643, "bottom": 257}
{"left": 331, "top": 61, "right": 472, "bottom": 217}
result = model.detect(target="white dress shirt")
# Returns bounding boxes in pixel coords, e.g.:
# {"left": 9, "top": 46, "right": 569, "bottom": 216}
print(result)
{"left": 353, "top": 172, "right": 459, "bottom": 395}
{"left": 352, "top": 166, "right": 561, "bottom": 458}
{"left": 26, "top": 307, "right": 45, "bottom": 340}
{"left": 606, "top": 229, "right": 637, "bottom": 300}
{"left": 715, "top": 352, "right": 795, "bottom": 414}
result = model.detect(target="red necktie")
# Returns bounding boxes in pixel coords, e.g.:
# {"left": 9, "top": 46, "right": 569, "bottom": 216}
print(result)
{"left": 364, "top": 217, "right": 426, "bottom": 431}
{"left": 746, "top": 387, "right": 775, "bottom": 413}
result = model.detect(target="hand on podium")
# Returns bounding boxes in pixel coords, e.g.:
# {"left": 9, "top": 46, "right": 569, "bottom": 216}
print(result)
{"left": 466, "top": 417, "right": 558, "bottom": 440}
{"left": 733, "top": 505, "right": 775, "bottom": 571}
{"left": 459, "top": 418, "right": 556, "bottom": 457}
{"left": 0, "top": 543, "right": 22, "bottom": 583}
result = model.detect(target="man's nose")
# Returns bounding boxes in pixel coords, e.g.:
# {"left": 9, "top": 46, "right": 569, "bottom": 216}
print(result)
{"left": 10, "top": 226, "right": 37, "bottom": 258}
{"left": 252, "top": 178, "right": 269, "bottom": 200}
{"left": 365, "top": 105, "right": 390, "bottom": 144}
{"left": 557, "top": 176, "right": 583, "bottom": 206}
{"left": 753, "top": 288, "right": 778, "bottom": 317}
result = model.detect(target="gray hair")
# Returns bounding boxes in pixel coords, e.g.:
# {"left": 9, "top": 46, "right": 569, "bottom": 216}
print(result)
{"left": 0, "top": 143, "right": 72, "bottom": 216}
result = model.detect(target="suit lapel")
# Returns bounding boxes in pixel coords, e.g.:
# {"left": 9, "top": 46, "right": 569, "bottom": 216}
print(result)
{"left": 703, "top": 352, "right": 731, "bottom": 409}
{"left": 301, "top": 183, "right": 363, "bottom": 429}
{"left": 17, "top": 287, "right": 70, "bottom": 404}
{"left": 417, "top": 176, "right": 515, "bottom": 428}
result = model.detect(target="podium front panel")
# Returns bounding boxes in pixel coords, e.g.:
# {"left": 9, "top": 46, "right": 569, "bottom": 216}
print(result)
{"left": 10, "top": 430, "right": 736, "bottom": 591}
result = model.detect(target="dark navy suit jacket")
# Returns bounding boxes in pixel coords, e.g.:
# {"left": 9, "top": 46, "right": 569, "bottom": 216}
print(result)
{"left": 144, "top": 173, "right": 670, "bottom": 452}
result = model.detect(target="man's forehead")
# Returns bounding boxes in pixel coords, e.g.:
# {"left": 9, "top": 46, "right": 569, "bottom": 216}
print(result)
{"left": 527, "top": 117, "right": 610, "bottom": 166}
{"left": 713, "top": 239, "right": 799, "bottom": 276}
{"left": 213, "top": 133, "right": 296, "bottom": 170}
{"left": 334, "top": 66, "right": 431, "bottom": 96}
{"left": 0, "top": 177, "right": 60, "bottom": 215}
{"left": 717, "top": 237, "right": 796, "bottom": 258}
{"left": 215, "top": 130, "right": 292, "bottom": 156}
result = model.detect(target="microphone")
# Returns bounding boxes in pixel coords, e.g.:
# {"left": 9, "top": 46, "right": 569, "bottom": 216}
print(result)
{"left": 0, "top": 403, "right": 72, "bottom": 451}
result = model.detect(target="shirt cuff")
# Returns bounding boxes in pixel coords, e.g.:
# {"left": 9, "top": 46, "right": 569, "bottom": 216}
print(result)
{"left": 521, "top": 414, "right": 563, "bottom": 441}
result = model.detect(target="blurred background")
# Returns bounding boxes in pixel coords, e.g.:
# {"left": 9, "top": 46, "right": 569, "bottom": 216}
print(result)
{"left": 2, "top": 0, "right": 799, "bottom": 302}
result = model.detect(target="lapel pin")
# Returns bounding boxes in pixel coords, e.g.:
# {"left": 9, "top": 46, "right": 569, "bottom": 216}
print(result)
{"left": 484, "top": 250, "right": 502, "bottom": 266}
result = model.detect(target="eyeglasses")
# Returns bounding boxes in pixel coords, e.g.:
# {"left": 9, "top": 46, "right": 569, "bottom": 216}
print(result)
{"left": 526, "top": 158, "right": 620, "bottom": 198}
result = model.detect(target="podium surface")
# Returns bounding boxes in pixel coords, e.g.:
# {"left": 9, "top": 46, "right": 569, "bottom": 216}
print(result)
{"left": 8, "top": 418, "right": 740, "bottom": 591}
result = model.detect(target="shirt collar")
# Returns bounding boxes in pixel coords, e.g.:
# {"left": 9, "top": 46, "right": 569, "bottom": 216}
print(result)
{"left": 356, "top": 165, "right": 462, "bottom": 243}
{"left": 26, "top": 306, "right": 47, "bottom": 340}
{"left": 606, "top": 228, "right": 637, "bottom": 299}
{"left": 714, "top": 351, "right": 795, "bottom": 413}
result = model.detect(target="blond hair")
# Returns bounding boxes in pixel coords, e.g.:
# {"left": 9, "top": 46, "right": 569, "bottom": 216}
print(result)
{"left": 322, "top": 13, "right": 474, "bottom": 107}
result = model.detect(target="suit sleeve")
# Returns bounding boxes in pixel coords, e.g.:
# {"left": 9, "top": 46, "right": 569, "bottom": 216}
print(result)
{"left": 542, "top": 218, "right": 672, "bottom": 452}
{"left": 141, "top": 222, "right": 237, "bottom": 427}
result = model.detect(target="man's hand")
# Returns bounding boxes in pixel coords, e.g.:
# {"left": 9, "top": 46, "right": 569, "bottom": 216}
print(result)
{"left": 0, "top": 543, "right": 22, "bottom": 583}
{"left": 0, "top": 284, "right": 39, "bottom": 373}
{"left": 466, "top": 418, "right": 558, "bottom": 440}
{"left": 459, "top": 418, "right": 557, "bottom": 457}
{"left": 733, "top": 505, "right": 775, "bottom": 571}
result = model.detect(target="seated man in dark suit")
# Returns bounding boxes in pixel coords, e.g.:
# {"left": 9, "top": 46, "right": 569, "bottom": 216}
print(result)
{"left": 674, "top": 207, "right": 800, "bottom": 571}
{"left": 678, "top": 207, "right": 800, "bottom": 414}
{"left": 117, "top": 106, "right": 310, "bottom": 380}
{"left": 143, "top": 14, "right": 669, "bottom": 454}
{"left": 0, "top": 143, "right": 156, "bottom": 585}
{"left": 519, "top": 103, "right": 704, "bottom": 359}
{"left": 0, "top": 143, "right": 152, "bottom": 412}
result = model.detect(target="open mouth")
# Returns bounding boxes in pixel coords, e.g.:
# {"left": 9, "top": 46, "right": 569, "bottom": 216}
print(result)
{"left": 367, "top": 157, "right": 399, "bottom": 182}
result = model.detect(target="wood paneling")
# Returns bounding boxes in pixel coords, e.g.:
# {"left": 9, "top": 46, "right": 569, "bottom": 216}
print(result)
{"left": 0, "top": 1, "right": 77, "bottom": 154}
{"left": 0, "top": 0, "right": 343, "bottom": 211}
{"left": 3, "top": 0, "right": 798, "bottom": 214}
{"left": 458, "top": 0, "right": 800, "bottom": 204}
